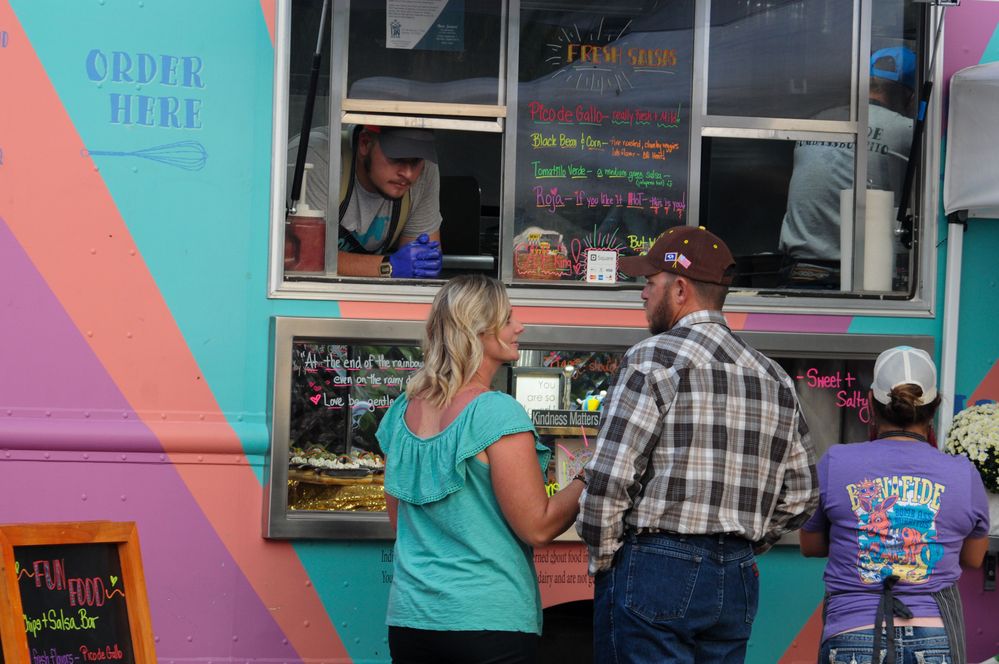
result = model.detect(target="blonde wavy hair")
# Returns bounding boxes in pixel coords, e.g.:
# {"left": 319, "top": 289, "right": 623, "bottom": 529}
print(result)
{"left": 407, "top": 275, "right": 511, "bottom": 407}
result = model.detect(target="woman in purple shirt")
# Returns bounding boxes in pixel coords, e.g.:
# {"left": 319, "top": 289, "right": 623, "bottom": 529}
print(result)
{"left": 800, "top": 346, "right": 989, "bottom": 664}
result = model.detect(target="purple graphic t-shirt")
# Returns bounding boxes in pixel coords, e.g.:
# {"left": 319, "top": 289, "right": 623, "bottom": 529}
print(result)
{"left": 803, "top": 439, "right": 990, "bottom": 642}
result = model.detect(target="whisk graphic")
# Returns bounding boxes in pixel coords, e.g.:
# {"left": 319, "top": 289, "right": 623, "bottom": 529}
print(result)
{"left": 82, "top": 140, "right": 208, "bottom": 171}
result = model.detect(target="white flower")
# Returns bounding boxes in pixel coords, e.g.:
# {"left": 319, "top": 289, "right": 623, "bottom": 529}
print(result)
{"left": 945, "top": 403, "right": 999, "bottom": 493}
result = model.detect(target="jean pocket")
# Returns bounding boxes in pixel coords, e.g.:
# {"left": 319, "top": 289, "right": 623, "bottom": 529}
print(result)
{"left": 914, "top": 650, "right": 952, "bottom": 664}
{"left": 825, "top": 648, "right": 876, "bottom": 664}
{"left": 739, "top": 557, "right": 759, "bottom": 625}
{"left": 624, "top": 543, "right": 701, "bottom": 623}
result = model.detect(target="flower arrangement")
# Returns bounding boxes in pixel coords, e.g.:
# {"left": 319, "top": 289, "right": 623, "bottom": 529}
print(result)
{"left": 944, "top": 402, "right": 999, "bottom": 493}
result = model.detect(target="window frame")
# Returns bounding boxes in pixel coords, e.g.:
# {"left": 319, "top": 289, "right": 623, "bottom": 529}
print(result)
{"left": 268, "top": 0, "right": 943, "bottom": 317}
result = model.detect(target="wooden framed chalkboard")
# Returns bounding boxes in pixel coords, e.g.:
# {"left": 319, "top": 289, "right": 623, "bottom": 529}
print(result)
{"left": 0, "top": 521, "right": 155, "bottom": 664}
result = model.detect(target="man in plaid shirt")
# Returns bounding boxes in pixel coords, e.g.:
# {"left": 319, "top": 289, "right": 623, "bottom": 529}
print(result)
{"left": 576, "top": 226, "right": 817, "bottom": 663}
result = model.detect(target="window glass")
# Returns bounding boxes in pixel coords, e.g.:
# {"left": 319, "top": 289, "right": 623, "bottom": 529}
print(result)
{"left": 698, "top": 137, "right": 817, "bottom": 289}
{"left": 702, "top": 1, "right": 922, "bottom": 294}
{"left": 865, "top": 1, "right": 920, "bottom": 293}
{"left": 286, "top": 0, "right": 331, "bottom": 273}
{"left": 346, "top": 0, "right": 503, "bottom": 104}
{"left": 287, "top": 341, "right": 423, "bottom": 513}
{"left": 707, "top": 1, "right": 853, "bottom": 120}
{"left": 514, "top": 0, "right": 695, "bottom": 282}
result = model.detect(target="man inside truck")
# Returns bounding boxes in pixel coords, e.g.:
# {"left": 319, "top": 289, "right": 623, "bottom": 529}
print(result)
{"left": 778, "top": 46, "right": 916, "bottom": 288}
{"left": 288, "top": 124, "right": 443, "bottom": 279}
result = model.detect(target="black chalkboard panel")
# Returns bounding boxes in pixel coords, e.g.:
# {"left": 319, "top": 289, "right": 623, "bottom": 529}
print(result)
{"left": 0, "top": 522, "right": 155, "bottom": 664}
{"left": 513, "top": 1, "right": 696, "bottom": 281}
{"left": 15, "top": 543, "right": 134, "bottom": 662}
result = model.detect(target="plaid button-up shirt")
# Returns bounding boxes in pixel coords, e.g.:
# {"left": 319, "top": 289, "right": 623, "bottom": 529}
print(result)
{"left": 576, "top": 309, "right": 818, "bottom": 574}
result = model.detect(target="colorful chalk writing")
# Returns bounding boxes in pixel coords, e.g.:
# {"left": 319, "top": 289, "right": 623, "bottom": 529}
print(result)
{"left": 11, "top": 543, "right": 136, "bottom": 663}
{"left": 532, "top": 185, "right": 686, "bottom": 218}
{"left": 794, "top": 367, "right": 871, "bottom": 424}
{"left": 515, "top": 4, "right": 695, "bottom": 281}
{"left": 290, "top": 340, "right": 423, "bottom": 459}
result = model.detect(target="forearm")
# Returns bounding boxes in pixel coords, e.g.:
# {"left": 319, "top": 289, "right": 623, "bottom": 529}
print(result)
{"left": 337, "top": 249, "right": 384, "bottom": 277}
{"left": 386, "top": 494, "right": 399, "bottom": 531}
{"left": 960, "top": 536, "right": 989, "bottom": 568}
{"left": 799, "top": 528, "right": 829, "bottom": 557}
{"left": 533, "top": 478, "right": 585, "bottom": 546}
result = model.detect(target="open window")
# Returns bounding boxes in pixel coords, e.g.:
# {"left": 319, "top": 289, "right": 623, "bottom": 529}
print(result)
{"left": 271, "top": 0, "right": 938, "bottom": 310}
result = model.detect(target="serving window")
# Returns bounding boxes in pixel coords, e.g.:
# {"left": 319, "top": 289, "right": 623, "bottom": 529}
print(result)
{"left": 272, "top": 0, "right": 938, "bottom": 309}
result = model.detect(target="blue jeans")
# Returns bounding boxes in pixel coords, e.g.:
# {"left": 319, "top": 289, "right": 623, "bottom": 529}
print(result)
{"left": 593, "top": 532, "right": 758, "bottom": 664}
{"left": 819, "top": 626, "right": 950, "bottom": 664}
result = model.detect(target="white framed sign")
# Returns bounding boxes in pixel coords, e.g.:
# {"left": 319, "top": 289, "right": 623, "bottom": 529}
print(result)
{"left": 510, "top": 367, "right": 565, "bottom": 416}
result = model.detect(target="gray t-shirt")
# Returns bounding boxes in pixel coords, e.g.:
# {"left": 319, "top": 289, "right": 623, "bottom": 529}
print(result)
{"left": 779, "top": 104, "right": 913, "bottom": 262}
{"left": 287, "top": 126, "right": 442, "bottom": 254}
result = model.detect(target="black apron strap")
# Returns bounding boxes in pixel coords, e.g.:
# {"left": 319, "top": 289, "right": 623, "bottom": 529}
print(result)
{"left": 872, "top": 575, "right": 913, "bottom": 664}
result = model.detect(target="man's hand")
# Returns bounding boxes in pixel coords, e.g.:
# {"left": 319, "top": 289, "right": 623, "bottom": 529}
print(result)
{"left": 388, "top": 234, "right": 442, "bottom": 278}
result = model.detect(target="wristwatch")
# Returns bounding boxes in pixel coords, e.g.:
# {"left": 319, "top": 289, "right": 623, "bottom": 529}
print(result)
{"left": 379, "top": 256, "right": 392, "bottom": 277}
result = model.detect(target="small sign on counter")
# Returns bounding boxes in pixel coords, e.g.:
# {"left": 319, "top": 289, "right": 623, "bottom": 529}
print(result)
{"left": 586, "top": 249, "right": 619, "bottom": 284}
{"left": 532, "top": 409, "right": 601, "bottom": 429}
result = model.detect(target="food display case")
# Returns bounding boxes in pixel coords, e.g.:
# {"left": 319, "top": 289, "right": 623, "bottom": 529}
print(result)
{"left": 264, "top": 315, "right": 932, "bottom": 540}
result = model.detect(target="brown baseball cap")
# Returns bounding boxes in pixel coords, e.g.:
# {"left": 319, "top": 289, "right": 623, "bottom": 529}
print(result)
{"left": 618, "top": 225, "right": 735, "bottom": 285}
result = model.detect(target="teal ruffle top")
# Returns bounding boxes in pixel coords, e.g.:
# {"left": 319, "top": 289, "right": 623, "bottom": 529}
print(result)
{"left": 376, "top": 391, "right": 551, "bottom": 634}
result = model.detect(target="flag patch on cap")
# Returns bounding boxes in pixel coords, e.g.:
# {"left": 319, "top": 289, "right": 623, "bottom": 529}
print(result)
{"left": 677, "top": 254, "right": 691, "bottom": 268}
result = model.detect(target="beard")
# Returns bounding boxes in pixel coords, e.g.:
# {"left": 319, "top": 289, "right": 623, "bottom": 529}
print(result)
{"left": 362, "top": 153, "right": 405, "bottom": 201}
{"left": 647, "top": 296, "right": 674, "bottom": 335}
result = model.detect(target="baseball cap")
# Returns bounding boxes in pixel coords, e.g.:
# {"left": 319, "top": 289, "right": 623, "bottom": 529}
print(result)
{"left": 871, "top": 46, "right": 917, "bottom": 91}
{"left": 365, "top": 125, "right": 437, "bottom": 163}
{"left": 871, "top": 346, "right": 938, "bottom": 406}
{"left": 618, "top": 225, "right": 735, "bottom": 285}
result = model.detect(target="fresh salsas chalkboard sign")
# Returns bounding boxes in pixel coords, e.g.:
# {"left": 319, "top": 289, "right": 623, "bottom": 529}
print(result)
{"left": 513, "top": 2, "right": 695, "bottom": 281}
{"left": 0, "top": 522, "right": 156, "bottom": 664}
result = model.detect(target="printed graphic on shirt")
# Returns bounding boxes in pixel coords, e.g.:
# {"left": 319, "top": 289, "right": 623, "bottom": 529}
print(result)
{"left": 845, "top": 475, "right": 945, "bottom": 584}
{"left": 339, "top": 213, "right": 390, "bottom": 253}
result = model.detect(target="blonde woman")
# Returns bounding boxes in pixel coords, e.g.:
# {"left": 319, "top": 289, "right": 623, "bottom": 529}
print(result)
{"left": 376, "top": 274, "right": 584, "bottom": 664}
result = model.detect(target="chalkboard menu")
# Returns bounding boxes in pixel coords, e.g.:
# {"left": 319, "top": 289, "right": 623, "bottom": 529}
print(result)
{"left": 513, "top": 2, "right": 695, "bottom": 281}
{"left": 0, "top": 522, "right": 155, "bottom": 664}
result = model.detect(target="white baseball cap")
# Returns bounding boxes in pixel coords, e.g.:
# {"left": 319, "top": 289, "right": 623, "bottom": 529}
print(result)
{"left": 871, "top": 346, "right": 938, "bottom": 406}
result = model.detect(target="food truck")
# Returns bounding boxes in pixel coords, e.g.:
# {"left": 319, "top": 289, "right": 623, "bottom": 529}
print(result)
{"left": 2, "top": 0, "right": 998, "bottom": 661}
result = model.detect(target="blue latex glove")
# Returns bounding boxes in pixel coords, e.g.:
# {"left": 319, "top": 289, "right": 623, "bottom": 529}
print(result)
{"left": 388, "top": 234, "right": 442, "bottom": 278}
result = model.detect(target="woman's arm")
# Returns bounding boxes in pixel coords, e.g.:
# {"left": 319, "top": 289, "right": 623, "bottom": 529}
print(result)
{"left": 799, "top": 528, "right": 830, "bottom": 557}
{"left": 486, "top": 431, "right": 584, "bottom": 548}
{"left": 960, "top": 535, "right": 989, "bottom": 569}
{"left": 386, "top": 493, "right": 399, "bottom": 532}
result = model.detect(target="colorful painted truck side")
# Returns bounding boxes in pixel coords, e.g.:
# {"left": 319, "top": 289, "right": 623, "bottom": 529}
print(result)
{"left": 1, "top": 1, "right": 997, "bottom": 662}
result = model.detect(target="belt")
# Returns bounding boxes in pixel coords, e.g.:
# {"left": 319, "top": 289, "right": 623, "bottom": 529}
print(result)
{"left": 630, "top": 529, "right": 745, "bottom": 543}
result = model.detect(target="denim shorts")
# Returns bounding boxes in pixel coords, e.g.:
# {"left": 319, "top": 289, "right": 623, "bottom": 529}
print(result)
{"left": 819, "top": 626, "right": 950, "bottom": 664}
